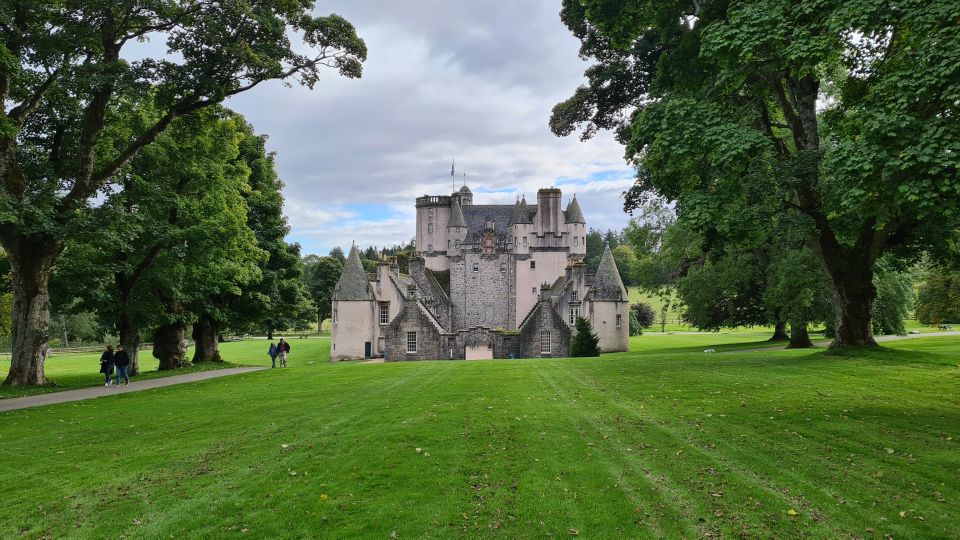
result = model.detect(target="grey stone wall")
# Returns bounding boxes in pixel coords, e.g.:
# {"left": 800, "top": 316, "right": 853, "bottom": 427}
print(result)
{"left": 383, "top": 301, "right": 449, "bottom": 361}
{"left": 516, "top": 301, "right": 571, "bottom": 358}
{"left": 450, "top": 252, "right": 511, "bottom": 330}
{"left": 409, "top": 257, "right": 452, "bottom": 330}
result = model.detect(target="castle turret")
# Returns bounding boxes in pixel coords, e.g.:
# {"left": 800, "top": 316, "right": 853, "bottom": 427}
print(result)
{"left": 331, "top": 245, "right": 376, "bottom": 360}
{"left": 447, "top": 200, "right": 467, "bottom": 253}
{"left": 415, "top": 193, "right": 452, "bottom": 271}
{"left": 509, "top": 196, "right": 532, "bottom": 254}
{"left": 588, "top": 243, "right": 629, "bottom": 352}
{"left": 565, "top": 195, "right": 586, "bottom": 256}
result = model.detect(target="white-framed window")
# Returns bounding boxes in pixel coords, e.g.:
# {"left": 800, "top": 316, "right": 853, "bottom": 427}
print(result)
{"left": 540, "top": 331, "right": 551, "bottom": 354}
{"left": 530, "top": 260, "right": 536, "bottom": 269}
{"left": 379, "top": 303, "right": 389, "bottom": 325}
{"left": 486, "top": 219, "right": 495, "bottom": 229}
{"left": 569, "top": 307, "right": 579, "bottom": 325}
{"left": 573, "top": 236, "right": 579, "bottom": 246}
{"left": 571, "top": 291, "right": 578, "bottom": 301}
{"left": 332, "top": 305, "right": 338, "bottom": 324}
{"left": 428, "top": 208, "right": 434, "bottom": 217}
{"left": 515, "top": 237, "right": 518, "bottom": 246}
{"left": 406, "top": 332, "right": 417, "bottom": 353}
{"left": 427, "top": 244, "right": 433, "bottom": 252}
{"left": 500, "top": 263, "right": 507, "bottom": 273}
{"left": 473, "top": 263, "right": 479, "bottom": 272}
{"left": 428, "top": 223, "right": 434, "bottom": 233}
{"left": 522, "top": 237, "right": 527, "bottom": 246}
{"left": 616, "top": 314, "right": 622, "bottom": 328}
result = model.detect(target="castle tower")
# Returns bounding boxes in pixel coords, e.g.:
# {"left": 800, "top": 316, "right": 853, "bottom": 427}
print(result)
{"left": 415, "top": 193, "right": 452, "bottom": 271}
{"left": 589, "top": 243, "right": 629, "bottom": 352}
{"left": 447, "top": 199, "right": 467, "bottom": 254}
{"left": 565, "top": 195, "right": 586, "bottom": 256}
{"left": 331, "top": 245, "right": 376, "bottom": 360}
{"left": 536, "top": 188, "right": 564, "bottom": 236}
{"left": 509, "top": 196, "right": 532, "bottom": 255}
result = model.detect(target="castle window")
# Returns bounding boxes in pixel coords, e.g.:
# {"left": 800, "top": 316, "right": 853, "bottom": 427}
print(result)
{"left": 522, "top": 237, "right": 527, "bottom": 246}
{"left": 427, "top": 244, "right": 433, "bottom": 252}
{"left": 532, "top": 287, "right": 537, "bottom": 294}
{"left": 573, "top": 236, "right": 579, "bottom": 246}
{"left": 540, "top": 331, "right": 552, "bottom": 354}
{"left": 428, "top": 223, "right": 434, "bottom": 233}
{"left": 616, "top": 314, "right": 622, "bottom": 328}
{"left": 569, "top": 306, "right": 579, "bottom": 324}
{"left": 428, "top": 208, "right": 434, "bottom": 217}
{"left": 406, "top": 332, "right": 417, "bottom": 353}
{"left": 486, "top": 218, "right": 495, "bottom": 229}
{"left": 448, "top": 239, "right": 451, "bottom": 248}
{"left": 500, "top": 263, "right": 506, "bottom": 274}
{"left": 571, "top": 291, "right": 578, "bottom": 302}
{"left": 530, "top": 260, "right": 536, "bottom": 269}
{"left": 455, "top": 240, "right": 460, "bottom": 248}
{"left": 332, "top": 305, "right": 338, "bottom": 324}
{"left": 379, "top": 303, "right": 389, "bottom": 325}
{"left": 473, "top": 263, "right": 479, "bottom": 273}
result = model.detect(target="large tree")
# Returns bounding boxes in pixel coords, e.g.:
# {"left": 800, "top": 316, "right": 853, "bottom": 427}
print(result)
{"left": 0, "top": 1, "right": 365, "bottom": 385}
{"left": 553, "top": 0, "right": 960, "bottom": 348}
{"left": 302, "top": 254, "right": 343, "bottom": 332}
{"left": 54, "top": 108, "right": 263, "bottom": 372}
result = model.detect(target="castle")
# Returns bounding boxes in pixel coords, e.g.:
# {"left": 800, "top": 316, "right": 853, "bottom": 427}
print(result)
{"left": 330, "top": 186, "right": 629, "bottom": 361}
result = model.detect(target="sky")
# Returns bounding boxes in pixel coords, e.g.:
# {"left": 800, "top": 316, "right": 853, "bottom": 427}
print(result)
{"left": 223, "top": 1, "right": 636, "bottom": 256}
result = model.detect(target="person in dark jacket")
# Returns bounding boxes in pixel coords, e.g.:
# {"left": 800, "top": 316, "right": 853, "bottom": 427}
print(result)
{"left": 268, "top": 342, "right": 279, "bottom": 368}
{"left": 113, "top": 344, "right": 131, "bottom": 386}
{"left": 99, "top": 345, "right": 115, "bottom": 386}
{"left": 277, "top": 338, "right": 290, "bottom": 367}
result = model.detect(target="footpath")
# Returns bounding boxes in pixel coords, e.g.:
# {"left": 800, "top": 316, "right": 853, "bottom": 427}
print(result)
{"left": 0, "top": 367, "right": 267, "bottom": 413}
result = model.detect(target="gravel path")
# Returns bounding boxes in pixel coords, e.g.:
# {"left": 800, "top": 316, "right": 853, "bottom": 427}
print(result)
{"left": 0, "top": 367, "right": 267, "bottom": 413}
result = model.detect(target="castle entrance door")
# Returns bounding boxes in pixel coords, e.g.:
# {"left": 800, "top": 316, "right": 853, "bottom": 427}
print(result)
{"left": 465, "top": 345, "right": 493, "bottom": 360}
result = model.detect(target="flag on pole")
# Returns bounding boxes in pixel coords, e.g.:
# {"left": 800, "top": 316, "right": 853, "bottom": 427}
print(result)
{"left": 451, "top": 160, "right": 455, "bottom": 177}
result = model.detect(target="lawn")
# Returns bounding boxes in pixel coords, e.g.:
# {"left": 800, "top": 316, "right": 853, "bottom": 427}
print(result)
{"left": 1, "top": 335, "right": 958, "bottom": 537}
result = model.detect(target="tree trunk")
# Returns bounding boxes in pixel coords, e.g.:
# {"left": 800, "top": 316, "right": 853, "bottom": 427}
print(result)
{"left": 317, "top": 311, "right": 322, "bottom": 333}
{"left": 2, "top": 236, "right": 61, "bottom": 386}
{"left": 821, "top": 251, "right": 878, "bottom": 348}
{"left": 118, "top": 309, "right": 142, "bottom": 375}
{"left": 61, "top": 314, "right": 69, "bottom": 347}
{"left": 191, "top": 317, "right": 222, "bottom": 363}
{"left": 153, "top": 323, "right": 189, "bottom": 370}
{"left": 786, "top": 322, "right": 813, "bottom": 349}
{"left": 769, "top": 321, "right": 789, "bottom": 341}
{"left": 267, "top": 325, "right": 273, "bottom": 340}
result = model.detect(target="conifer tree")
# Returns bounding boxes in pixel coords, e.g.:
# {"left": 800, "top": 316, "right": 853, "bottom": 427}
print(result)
{"left": 571, "top": 317, "right": 601, "bottom": 357}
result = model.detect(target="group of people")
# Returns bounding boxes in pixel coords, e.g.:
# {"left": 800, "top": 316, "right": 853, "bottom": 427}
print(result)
{"left": 99, "top": 345, "right": 132, "bottom": 386}
{"left": 268, "top": 338, "right": 291, "bottom": 368}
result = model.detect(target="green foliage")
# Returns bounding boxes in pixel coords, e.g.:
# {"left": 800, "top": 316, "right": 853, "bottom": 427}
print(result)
{"left": 611, "top": 245, "right": 639, "bottom": 286}
{"left": 570, "top": 316, "right": 601, "bottom": 357}
{"left": 302, "top": 255, "right": 344, "bottom": 325}
{"left": 630, "top": 302, "right": 655, "bottom": 328}
{"left": 628, "top": 309, "right": 643, "bottom": 336}
{"left": 554, "top": 0, "right": 960, "bottom": 344}
{"left": 871, "top": 258, "right": 916, "bottom": 336}
{"left": 915, "top": 268, "right": 960, "bottom": 324}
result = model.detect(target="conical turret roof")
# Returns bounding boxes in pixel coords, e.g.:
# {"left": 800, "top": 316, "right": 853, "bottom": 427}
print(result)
{"left": 565, "top": 196, "right": 586, "bottom": 224}
{"left": 509, "top": 196, "right": 532, "bottom": 225}
{"left": 448, "top": 200, "right": 466, "bottom": 228}
{"left": 332, "top": 244, "right": 373, "bottom": 301}
{"left": 591, "top": 243, "right": 626, "bottom": 301}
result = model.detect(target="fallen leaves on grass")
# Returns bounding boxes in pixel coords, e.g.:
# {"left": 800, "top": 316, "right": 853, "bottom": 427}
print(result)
{"left": 568, "top": 528, "right": 579, "bottom": 536}
{"left": 787, "top": 509, "right": 798, "bottom": 516}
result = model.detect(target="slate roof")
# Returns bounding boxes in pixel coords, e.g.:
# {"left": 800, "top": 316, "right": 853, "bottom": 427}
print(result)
{"left": 564, "top": 196, "right": 586, "bottom": 224}
{"left": 463, "top": 204, "right": 535, "bottom": 238}
{"left": 509, "top": 197, "right": 533, "bottom": 225}
{"left": 332, "top": 245, "right": 374, "bottom": 301}
{"left": 591, "top": 243, "right": 627, "bottom": 301}
{"left": 458, "top": 185, "right": 472, "bottom": 194}
{"left": 448, "top": 200, "right": 466, "bottom": 228}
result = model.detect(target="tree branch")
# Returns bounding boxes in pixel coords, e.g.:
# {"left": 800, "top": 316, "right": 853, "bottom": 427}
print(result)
{"left": 6, "top": 56, "right": 69, "bottom": 125}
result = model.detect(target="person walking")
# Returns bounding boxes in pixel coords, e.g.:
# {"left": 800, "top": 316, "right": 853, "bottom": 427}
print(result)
{"left": 114, "top": 344, "right": 131, "bottom": 386}
{"left": 278, "top": 338, "right": 290, "bottom": 368}
{"left": 268, "top": 341, "right": 279, "bottom": 369}
{"left": 99, "top": 345, "right": 115, "bottom": 386}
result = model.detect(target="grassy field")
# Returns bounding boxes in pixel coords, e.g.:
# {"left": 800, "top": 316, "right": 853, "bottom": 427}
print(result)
{"left": 1, "top": 335, "right": 958, "bottom": 537}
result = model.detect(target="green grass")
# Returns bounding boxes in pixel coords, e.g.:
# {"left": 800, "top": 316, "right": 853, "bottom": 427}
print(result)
{"left": 1, "top": 335, "right": 958, "bottom": 537}
{"left": 0, "top": 338, "right": 328, "bottom": 400}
